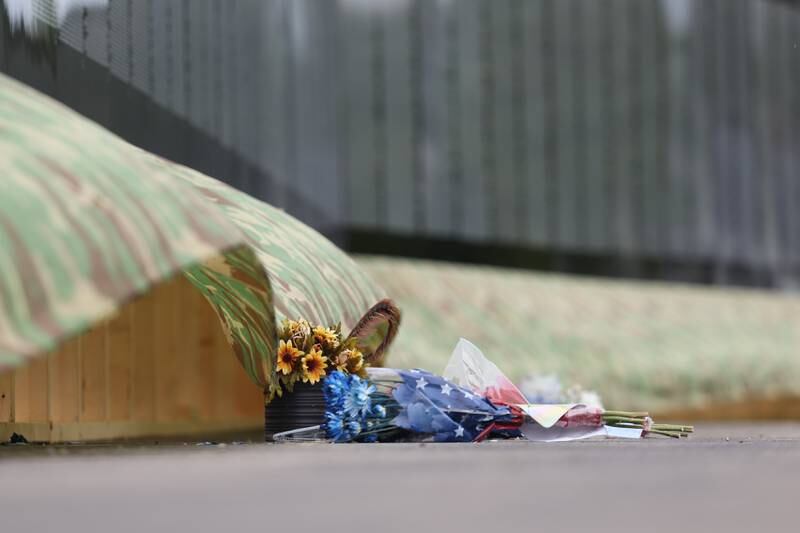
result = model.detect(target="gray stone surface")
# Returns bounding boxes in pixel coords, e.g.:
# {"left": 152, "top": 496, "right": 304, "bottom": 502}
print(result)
{"left": 1, "top": 423, "right": 799, "bottom": 533}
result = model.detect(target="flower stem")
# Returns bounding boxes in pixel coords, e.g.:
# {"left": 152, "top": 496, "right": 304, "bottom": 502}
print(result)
{"left": 603, "top": 410, "right": 650, "bottom": 418}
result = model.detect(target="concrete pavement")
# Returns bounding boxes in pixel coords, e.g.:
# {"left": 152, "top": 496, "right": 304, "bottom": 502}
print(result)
{"left": 1, "top": 423, "right": 799, "bottom": 533}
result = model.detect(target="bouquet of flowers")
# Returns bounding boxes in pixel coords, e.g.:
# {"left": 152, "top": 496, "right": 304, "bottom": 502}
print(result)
{"left": 319, "top": 369, "right": 524, "bottom": 443}
{"left": 273, "top": 338, "right": 693, "bottom": 443}
{"left": 272, "top": 318, "right": 368, "bottom": 398}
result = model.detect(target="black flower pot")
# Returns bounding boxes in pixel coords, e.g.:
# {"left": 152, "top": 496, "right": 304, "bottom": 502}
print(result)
{"left": 264, "top": 381, "right": 326, "bottom": 441}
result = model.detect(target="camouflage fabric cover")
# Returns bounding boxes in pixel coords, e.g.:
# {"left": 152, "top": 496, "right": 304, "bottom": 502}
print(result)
{"left": 0, "top": 73, "right": 273, "bottom": 380}
{"left": 172, "top": 166, "right": 385, "bottom": 331}
{"left": 359, "top": 256, "right": 800, "bottom": 414}
{"left": 0, "top": 73, "right": 389, "bottom": 394}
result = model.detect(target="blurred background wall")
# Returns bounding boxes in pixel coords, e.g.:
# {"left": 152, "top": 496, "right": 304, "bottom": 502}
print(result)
{"left": 2, "top": 0, "right": 800, "bottom": 288}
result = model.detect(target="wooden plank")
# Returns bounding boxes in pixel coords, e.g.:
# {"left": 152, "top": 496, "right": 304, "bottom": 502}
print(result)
{"left": 0, "top": 370, "right": 12, "bottom": 422}
{"left": 696, "top": 1, "right": 721, "bottom": 265}
{"left": 522, "top": 0, "right": 547, "bottom": 246}
{"left": 637, "top": 0, "right": 661, "bottom": 258}
{"left": 261, "top": 0, "right": 290, "bottom": 208}
{"left": 455, "top": 0, "right": 488, "bottom": 240}
{"left": 341, "top": 3, "right": 379, "bottom": 228}
{"left": 231, "top": 354, "right": 263, "bottom": 419}
{"left": 609, "top": 0, "right": 636, "bottom": 255}
{"left": 713, "top": 0, "right": 734, "bottom": 274}
{"left": 150, "top": 0, "right": 170, "bottom": 109}
{"left": 686, "top": 1, "right": 713, "bottom": 260}
{"left": 208, "top": 0, "right": 223, "bottom": 147}
{"left": 131, "top": 288, "right": 156, "bottom": 422}
{"left": 211, "top": 299, "right": 236, "bottom": 420}
{"left": 12, "top": 361, "right": 30, "bottom": 422}
{"left": 27, "top": 353, "right": 49, "bottom": 423}
{"left": 1, "top": 418, "right": 262, "bottom": 444}
{"left": 598, "top": 0, "right": 621, "bottom": 254}
{"left": 203, "top": 292, "right": 263, "bottom": 422}
{"left": 663, "top": 0, "right": 692, "bottom": 259}
{"left": 539, "top": 0, "right": 560, "bottom": 245}
{"left": 587, "top": 0, "right": 613, "bottom": 252}
{"left": 419, "top": 0, "right": 452, "bottom": 237}
{"left": 575, "top": 0, "right": 598, "bottom": 250}
{"left": 478, "top": 0, "right": 497, "bottom": 236}
{"left": 83, "top": 5, "right": 109, "bottom": 67}
{"left": 223, "top": 1, "right": 244, "bottom": 192}
{"left": 790, "top": 8, "right": 800, "bottom": 274}
{"left": 569, "top": 0, "right": 594, "bottom": 250}
{"left": 169, "top": 0, "right": 187, "bottom": 118}
{"left": 745, "top": 0, "right": 767, "bottom": 272}
{"left": 731, "top": 0, "right": 758, "bottom": 272}
{"left": 754, "top": 1, "right": 781, "bottom": 275}
{"left": 489, "top": 0, "right": 517, "bottom": 243}
{"left": 219, "top": 1, "right": 236, "bottom": 150}
{"left": 107, "top": 307, "right": 133, "bottom": 421}
{"left": 187, "top": 0, "right": 211, "bottom": 133}
{"left": 509, "top": 0, "right": 527, "bottom": 244}
{"left": 173, "top": 277, "right": 201, "bottom": 422}
{"left": 779, "top": 6, "right": 799, "bottom": 273}
{"left": 0, "top": 422, "right": 52, "bottom": 443}
{"left": 79, "top": 323, "right": 107, "bottom": 422}
{"left": 108, "top": 0, "right": 130, "bottom": 81}
{"left": 155, "top": 277, "right": 181, "bottom": 423}
{"left": 444, "top": 1, "right": 465, "bottom": 237}
{"left": 384, "top": 0, "right": 415, "bottom": 233}
{"left": 656, "top": 2, "right": 673, "bottom": 262}
{"left": 194, "top": 287, "right": 218, "bottom": 420}
{"left": 710, "top": 0, "right": 734, "bottom": 278}
{"left": 49, "top": 335, "right": 80, "bottom": 424}
{"left": 129, "top": 0, "right": 151, "bottom": 94}
{"left": 553, "top": 0, "right": 579, "bottom": 248}
{"left": 292, "top": 0, "right": 343, "bottom": 231}
{"left": 236, "top": 3, "right": 264, "bottom": 194}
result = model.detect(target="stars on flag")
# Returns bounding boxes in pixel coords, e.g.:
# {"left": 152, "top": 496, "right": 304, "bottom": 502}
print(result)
{"left": 440, "top": 383, "right": 453, "bottom": 396}
{"left": 416, "top": 376, "right": 428, "bottom": 390}
{"left": 455, "top": 425, "right": 465, "bottom": 438}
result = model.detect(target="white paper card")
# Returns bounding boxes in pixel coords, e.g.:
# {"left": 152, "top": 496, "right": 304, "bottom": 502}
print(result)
{"left": 604, "top": 426, "right": 643, "bottom": 439}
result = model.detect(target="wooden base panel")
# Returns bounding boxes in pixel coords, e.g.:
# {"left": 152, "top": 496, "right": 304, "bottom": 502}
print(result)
{"left": 0, "top": 418, "right": 263, "bottom": 444}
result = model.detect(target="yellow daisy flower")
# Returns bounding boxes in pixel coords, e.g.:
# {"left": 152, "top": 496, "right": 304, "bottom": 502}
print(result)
{"left": 276, "top": 339, "right": 303, "bottom": 375}
{"left": 313, "top": 325, "right": 340, "bottom": 351}
{"left": 301, "top": 345, "right": 328, "bottom": 384}
{"left": 345, "top": 349, "right": 364, "bottom": 374}
{"left": 333, "top": 348, "right": 365, "bottom": 374}
{"left": 286, "top": 318, "right": 311, "bottom": 350}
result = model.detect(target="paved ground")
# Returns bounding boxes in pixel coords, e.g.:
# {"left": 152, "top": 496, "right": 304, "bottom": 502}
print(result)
{"left": 1, "top": 423, "right": 799, "bottom": 533}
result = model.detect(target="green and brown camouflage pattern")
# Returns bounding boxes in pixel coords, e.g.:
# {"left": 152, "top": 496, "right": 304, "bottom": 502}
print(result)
{"left": 0, "top": 73, "right": 276, "bottom": 381}
{"left": 0, "top": 73, "right": 390, "bottom": 394}
{"left": 173, "top": 167, "right": 386, "bottom": 332}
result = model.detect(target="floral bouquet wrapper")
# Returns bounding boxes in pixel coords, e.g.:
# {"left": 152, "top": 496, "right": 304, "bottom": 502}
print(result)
{"left": 443, "top": 338, "right": 692, "bottom": 441}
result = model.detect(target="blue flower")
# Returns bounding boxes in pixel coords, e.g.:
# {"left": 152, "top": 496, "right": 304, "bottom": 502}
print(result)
{"left": 345, "top": 419, "right": 362, "bottom": 440}
{"left": 371, "top": 404, "right": 386, "bottom": 418}
{"left": 344, "top": 376, "right": 376, "bottom": 419}
{"left": 361, "top": 433, "right": 378, "bottom": 443}
{"left": 323, "top": 411, "right": 346, "bottom": 442}
{"left": 323, "top": 371, "right": 349, "bottom": 411}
